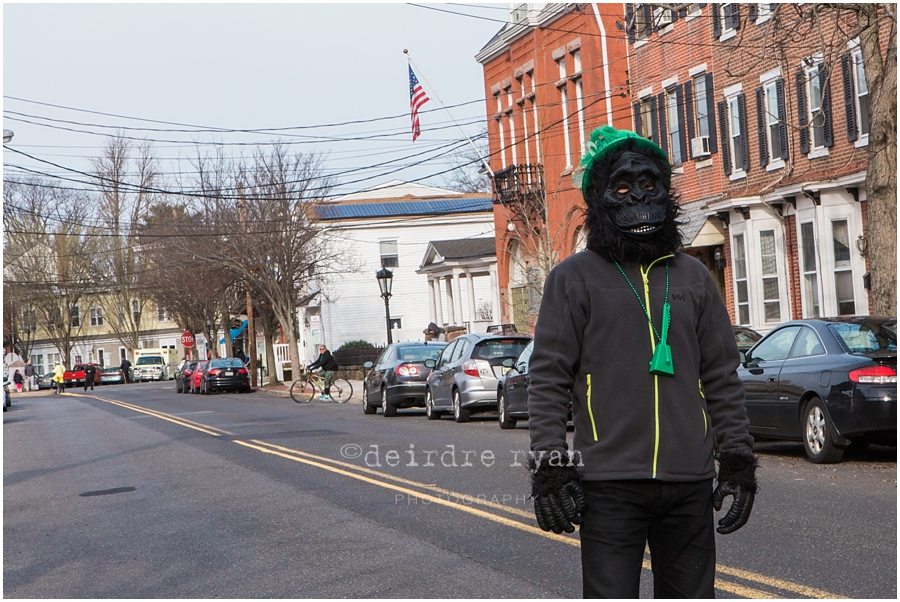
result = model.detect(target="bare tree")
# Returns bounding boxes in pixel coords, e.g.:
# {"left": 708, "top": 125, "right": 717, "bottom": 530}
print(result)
{"left": 441, "top": 130, "right": 492, "bottom": 193}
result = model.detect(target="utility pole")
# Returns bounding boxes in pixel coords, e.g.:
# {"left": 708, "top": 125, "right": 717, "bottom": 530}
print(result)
{"left": 237, "top": 188, "right": 258, "bottom": 388}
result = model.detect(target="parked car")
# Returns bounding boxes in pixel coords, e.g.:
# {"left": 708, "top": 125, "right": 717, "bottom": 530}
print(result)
{"left": 424, "top": 333, "right": 532, "bottom": 422}
{"left": 99, "top": 367, "right": 126, "bottom": 385}
{"left": 738, "top": 316, "right": 896, "bottom": 463}
{"left": 361, "top": 341, "right": 447, "bottom": 416}
{"left": 733, "top": 325, "right": 763, "bottom": 352}
{"left": 496, "top": 340, "right": 574, "bottom": 430}
{"left": 3, "top": 377, "right": 10, "bottom": 411}
{"left": 189, "top": 361, "right": 209, "bottom": 394}
{"left": 175, "top": 361, "right": 198, "bottom": 394}
{"left": 199, "top": 358, "right": 250, "bottom": 394}
{"left": 37, "top": 372, "right": 55, "bottom": 390}
{"left": 63, "top": 363, "right": 102, "bottom": 388}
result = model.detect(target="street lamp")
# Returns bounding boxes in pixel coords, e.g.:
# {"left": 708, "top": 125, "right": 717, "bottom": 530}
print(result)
{"left": 375, "top": 267, "right": 394, "bottom": 344}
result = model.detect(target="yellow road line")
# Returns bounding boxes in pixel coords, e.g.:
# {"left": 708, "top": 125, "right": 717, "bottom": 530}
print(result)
{"left": 71, "top": 393, "right": 844, "bottom": 598}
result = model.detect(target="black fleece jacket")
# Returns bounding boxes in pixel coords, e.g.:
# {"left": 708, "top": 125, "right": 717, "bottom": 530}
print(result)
{"left": 527, "top": 250, "right": 754, "bottom": 482}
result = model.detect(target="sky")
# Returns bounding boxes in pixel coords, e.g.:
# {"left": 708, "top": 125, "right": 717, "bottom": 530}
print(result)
{"left": 2, "top": 2, "right": 506, "bottom": 199}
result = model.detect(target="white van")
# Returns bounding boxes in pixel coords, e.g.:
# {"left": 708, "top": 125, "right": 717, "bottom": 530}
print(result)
{"left": 134, "top": 348, "right": 179, "bottom": 381}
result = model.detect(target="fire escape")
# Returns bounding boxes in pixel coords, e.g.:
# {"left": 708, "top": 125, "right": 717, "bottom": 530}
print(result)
{"left": 492, "top": 163, "right": 546, "bottom": 221}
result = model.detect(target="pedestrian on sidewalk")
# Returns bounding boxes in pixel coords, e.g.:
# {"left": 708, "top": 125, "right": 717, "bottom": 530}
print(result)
{"left": 24, "top": 360, "right": 36, "bottom": 392}
{"left": 53, "top": 362, "right": 65, "bottom": 394}
{"left": 12, "top": 369, "right": 23, "bottom": 393}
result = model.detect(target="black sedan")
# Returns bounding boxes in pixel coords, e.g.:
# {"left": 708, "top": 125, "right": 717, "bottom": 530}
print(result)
{"left": 199, "top": 358, "right": 251, "bottom": 394}
{"left": 361, "top": 341, "right": 447, "bottom": 417}
{"left": 738, "top": 316, "right": 896, "bottom": 463}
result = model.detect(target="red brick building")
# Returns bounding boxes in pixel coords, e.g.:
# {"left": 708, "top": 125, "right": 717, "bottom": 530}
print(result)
{"left": 475, "top": 4, "right": 632, "bottom": 330}
{"left": 626, "top": 3, "right": 882, "bottom": 332}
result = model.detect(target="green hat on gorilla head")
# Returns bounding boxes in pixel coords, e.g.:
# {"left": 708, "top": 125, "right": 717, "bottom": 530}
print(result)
{"left": 573, "top": 125, "right": 670, "bottom": 194}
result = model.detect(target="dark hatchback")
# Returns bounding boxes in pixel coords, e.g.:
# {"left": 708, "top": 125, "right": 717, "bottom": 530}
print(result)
{"left": 497, "top": 340, "right": 573, "bottom": 429}
{"left": 200, "top": 358, "right": 251, "bottom": 394}
{"left": 175, "top": 360, "right": 199, "bottom": 394}
{"left": 362, "top": 341, "right": 447, "bottom": 417}
{"left": 738, "top": 316, "right": 896, "bottom": 463}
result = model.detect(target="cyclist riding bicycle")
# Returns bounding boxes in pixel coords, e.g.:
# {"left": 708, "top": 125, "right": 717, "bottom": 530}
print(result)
{"left": 307, "top": 344, "right": 339, "bottom": 401}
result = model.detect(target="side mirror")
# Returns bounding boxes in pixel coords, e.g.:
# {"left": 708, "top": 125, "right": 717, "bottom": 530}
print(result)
{"left": 739, "top": 351, "right": 746, "bottom": 364}
{"left": 516, "top": 362, "right": 527, "bottom": 374}
{"left": 424, "top": 359, "right": 436, "bottom": 369}
{"left": 501, "top": 357, "right": 515, "bottom": 368}
{"left": 363, "top": 361, "right": 373, "bottom": 369}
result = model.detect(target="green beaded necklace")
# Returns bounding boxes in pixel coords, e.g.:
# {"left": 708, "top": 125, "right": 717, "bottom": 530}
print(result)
{"left": 614, "top": 261, "right": 675, "bottom": 377}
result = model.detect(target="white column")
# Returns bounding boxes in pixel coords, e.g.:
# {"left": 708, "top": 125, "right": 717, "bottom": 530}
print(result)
{"left": 466, "top": 271, "right": 477, "bottom": 326}
{"left": 489, "top": 264, "right": 501, "bottom": 325}
{"left": 434, "top": 279, "right": 444, "bottom": 325}
{"left": 427, "top": 277, "right": 436, "bottom": 324}
{"left": 445, "top": 275, "right": 456, "bottom": 324}
{"left": 453, "top": 271, "right": 464, "bottom": 326}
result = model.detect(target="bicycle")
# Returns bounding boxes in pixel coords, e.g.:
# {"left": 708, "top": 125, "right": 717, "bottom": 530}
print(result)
{"left": 289, "top": 370, "right": 353, "bottom": 404}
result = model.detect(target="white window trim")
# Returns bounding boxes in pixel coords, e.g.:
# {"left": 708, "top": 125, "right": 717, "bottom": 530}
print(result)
{"left": 766, "top": 159, "right": 786, "bottom": 172}
{"left": 732, "top": 209, "right": 791, "bottom": 328}
{"left": 725, "top": 92, "right": 746, "bottom": 179}
{"left": 685, "top": 4, "right": 702, "bottom": 21}
{"left": 688, "top": 63, "right": 708, "bottom": 77}
{"left": 755, "top": 3, "right": 774, "bottom": 24}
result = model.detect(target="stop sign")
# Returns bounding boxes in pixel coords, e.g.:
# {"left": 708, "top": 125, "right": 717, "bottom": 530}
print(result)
{"left": 181, "top": 331, "right": 195, "bottom": 348}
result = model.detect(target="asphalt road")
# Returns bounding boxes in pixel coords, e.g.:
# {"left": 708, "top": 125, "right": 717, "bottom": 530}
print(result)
{"left": 4, "top": 382, "right": 896, "bottom": 598}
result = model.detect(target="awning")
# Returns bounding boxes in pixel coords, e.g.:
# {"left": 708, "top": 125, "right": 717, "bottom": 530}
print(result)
{"left": 219, "top": 319, "right": 248, "bottom": 344}
{"left": 680, "top": 203, "right": 725, "bottom": 248}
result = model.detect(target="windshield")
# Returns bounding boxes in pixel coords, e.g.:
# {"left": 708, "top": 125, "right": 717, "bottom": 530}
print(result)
{"left": 473, "top": 339, "right": 531, "bottom": 362}
{"left": 136, "top": 356, "right": 164, "bottom": 365}
{"left": 210, "top": 358, "right": 243, "bottom": 368}
{"left": 396, "top": 345, "right": 446, "bottom": 362}
{"left": 828, "top": 320, "right": 897, "bottom": 354}
{"left": 102, "top": 368, "right": 120, "bottom": 374}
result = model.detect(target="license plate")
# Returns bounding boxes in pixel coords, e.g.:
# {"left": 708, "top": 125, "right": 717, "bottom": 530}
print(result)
{"left": 224, "top": 371, "right": 233, "bottom": 376}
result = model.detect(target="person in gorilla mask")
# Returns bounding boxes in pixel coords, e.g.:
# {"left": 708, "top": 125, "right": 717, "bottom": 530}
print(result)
{"left": 526, "top": 126, "right": 757, "bottom": 598}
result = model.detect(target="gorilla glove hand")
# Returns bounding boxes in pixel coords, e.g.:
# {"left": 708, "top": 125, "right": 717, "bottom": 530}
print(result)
{"left": 712, "top": 450, "right": 758, "bottom": 535}
{"left": 529, "top": 454, "right": 586, "bottom": 534}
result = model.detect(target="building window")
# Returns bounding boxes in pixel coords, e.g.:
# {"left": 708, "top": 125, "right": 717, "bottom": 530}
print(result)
{"left": 71, "top": 305, "right": 81, "bottom": 328}
{"left": 714, "top": 3, "right": 740, "bottom": 39}
{"left": 572, "top": 49, "right": 586, "bottom": 157}
{"left": 528, "top": 70, "right": 540, "bottom": 163}
{"left": 380, "top": 240, "right": 399, "bottom": 268}
{"left": 517, "top": 74, "right": 530, "bottom": 165}
{"left": 687, "top": 72, "right": 717, "bottom": 159}
{"left": 131, "top": 299, "right": 141, "bottom": 323}
{"left": 759, "top": 230, "right": 782, "bottom": 322}
{"left": 799, "top": 221, "right": 821, "bottom": 317}
{"left": 556, "top": 57, "right": 572, "bottom": 168}
{"left": 74, "top": 354, "right": 83, "bottom": 366}
{"left": 852, "top": 51, "right": 870, "bottom": 137}
{"left": 842, "top": 46, "right": 870, "bottom": 143}
{"left": 31, "top": 354, "right": 45, "bottom": 377}
{"left": 98, "top": 348, "right": 105, "bottom": 368}
{"left": 807, "top": 64, "right": 826, "bottom": 150}
{"left": 631, "top": 4, "right": 652, "bottom": 41}
{"left": 831, "top": 220, "right": 855, "bottom": 315}
{"left": 389, "top": 317, "right": 402, "bottom": 330}
{"left": 756, "top": 77, "right": 788, "bottom": 166}
{"left": 494, "top": 92, "right": 506, "bottom": 169}
{"left": 634, "top": 96, "right": 658, "bottom": 145}
{"left": 664, "top": 85, "right": 685, "bottom": 164}
{"left": 720, "top": 91, "right": 748, "bottom": 176}
{"left": 653, "top": 5, "right": 674, "bottom": 30}
{"left": 157, "top": 305, "right": 169, "bottom": 322}
{"left": 48, "top": 353, "right": 61, "bottom": 369}
{"left": 506, "top": 85, "right": 517, "bottom": 165}
{"left": 753, "top": 3, "right": 774, "bottom": 23}
{"left": 90, "top": 307, "right": 104, "bottom": 326}
{"left": 732, "top": 234, "right": 751, "bottom": 325}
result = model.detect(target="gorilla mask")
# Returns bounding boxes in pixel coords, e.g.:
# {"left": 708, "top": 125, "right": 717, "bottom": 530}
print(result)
{"left": 576, "top": 128, "right": 682, "bottom": 264}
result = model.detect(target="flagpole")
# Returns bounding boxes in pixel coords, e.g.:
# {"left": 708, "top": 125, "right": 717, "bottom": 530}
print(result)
{"left": 404, "top": 49, "right": 494, "bottom": 178}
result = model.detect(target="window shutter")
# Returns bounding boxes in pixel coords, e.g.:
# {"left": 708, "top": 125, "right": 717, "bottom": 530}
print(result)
{"left": 727, "top": 3, "right": 741, "bottom": 30}
{"left": 841, "top": 53, "right": 858, "bottom": 142}
{"left": 712, "top": 6, "right": 721, "bottom": 37}
{"left": 749, "top": 4, "right": 758, "bottom": 22}
{"left": 718, "top": 99, "right": 731, "bottom": 175}
{"left": 633, "top": 102, "right": 642, "bottom": 136}
{"left": 706, "top": 73, "right": 718, "bottom": 153}
{"left": 820, "top": 64, "right": 834, "bottom": 147}
{"left": 675, "top": 84, "right": 687, "bottom": 164}
{"left": 685, "top": 80, "right": 696, "bottom": 154}
{"left": 671, "top": 7, "right": 680, "bottom": 22}
{"left": 755, "top": 87, "right": 768, "bottom": 167}
{"left": 649, "top": 95, "right": 659, "bottom": 144}
{"left": 796, "top": 70, "right": 810, "bottom": 154}
{"left": 657, "top": 92, "right": 668, "bottom": 156}
{"left": 643, "top": 4, "right": 653, "bottom": 34}
{"left": 626, "top": 4, "right": 635, "bottom": 44}
{"left": 738, "top": 92, "right": 750, "bottom": 171}
{"left": 776, "top": 78, "right": 789, "bottom": 160}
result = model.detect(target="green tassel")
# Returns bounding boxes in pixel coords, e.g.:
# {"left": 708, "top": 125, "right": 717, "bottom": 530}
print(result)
{"left": 649, "top": 302, "right": 675, "bottom": 377}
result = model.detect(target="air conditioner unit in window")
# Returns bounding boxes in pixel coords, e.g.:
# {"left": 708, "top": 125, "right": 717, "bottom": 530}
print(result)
{"left": 691, "top": 136, "right": 711, "bottom": 157}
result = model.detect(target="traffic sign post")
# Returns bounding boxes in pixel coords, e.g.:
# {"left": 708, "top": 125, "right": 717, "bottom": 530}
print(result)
{"left": 181, "top": 331, "right": 195, "bottom": 359}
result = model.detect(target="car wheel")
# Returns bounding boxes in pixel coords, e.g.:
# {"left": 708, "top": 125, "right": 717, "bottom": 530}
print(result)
{"left": 425, "top": 389, "right": 441, "bottom": 420}
{"left": 362, "top": 387, "right": 376, "bottom": 415}
{"left": 452, "top": 389, "right": 470, "bottom": 423}
{"left": 381, "top": 387, "right": 396, "bottom": 417}
{"left": 802, "top": 397, "right": 844, "bottom": 464}
{"left": 498, "top": 390, "right": 516, "bottom": 430}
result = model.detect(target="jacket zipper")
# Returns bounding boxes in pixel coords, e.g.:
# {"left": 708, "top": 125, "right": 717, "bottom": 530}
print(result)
{"left": 640, "top": 254, "right": 674, "bottom": 479}
{"left": 586, "top": 373, "right": 598, "bottom": 441}
{"left": 698, "top": 379, "right": 709, "bottom": 436}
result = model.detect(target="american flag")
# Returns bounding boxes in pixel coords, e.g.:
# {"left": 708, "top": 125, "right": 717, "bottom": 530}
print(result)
{"left": 408, "top": 65, "right": 430, "bottom": 142}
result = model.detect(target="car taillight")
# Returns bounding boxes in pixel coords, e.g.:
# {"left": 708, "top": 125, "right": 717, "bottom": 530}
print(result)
{"left": 463, "top": 360, "right": 480, "bottom": 377}
{"left": 208, "top": 369, "right": 221, "bottom": 376}
{"left": 397, "top": 364, "right": 420, "bottom": 377}
{"left": 849, "top": 365, "right": 897, "bottom": 384}
{"left": 238, "top": 368, "right": 248, "bottom": 375}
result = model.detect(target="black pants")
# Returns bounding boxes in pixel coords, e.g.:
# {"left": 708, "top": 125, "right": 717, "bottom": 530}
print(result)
{"left": 580, "top": 479, "right": 716, "bottom": 599}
